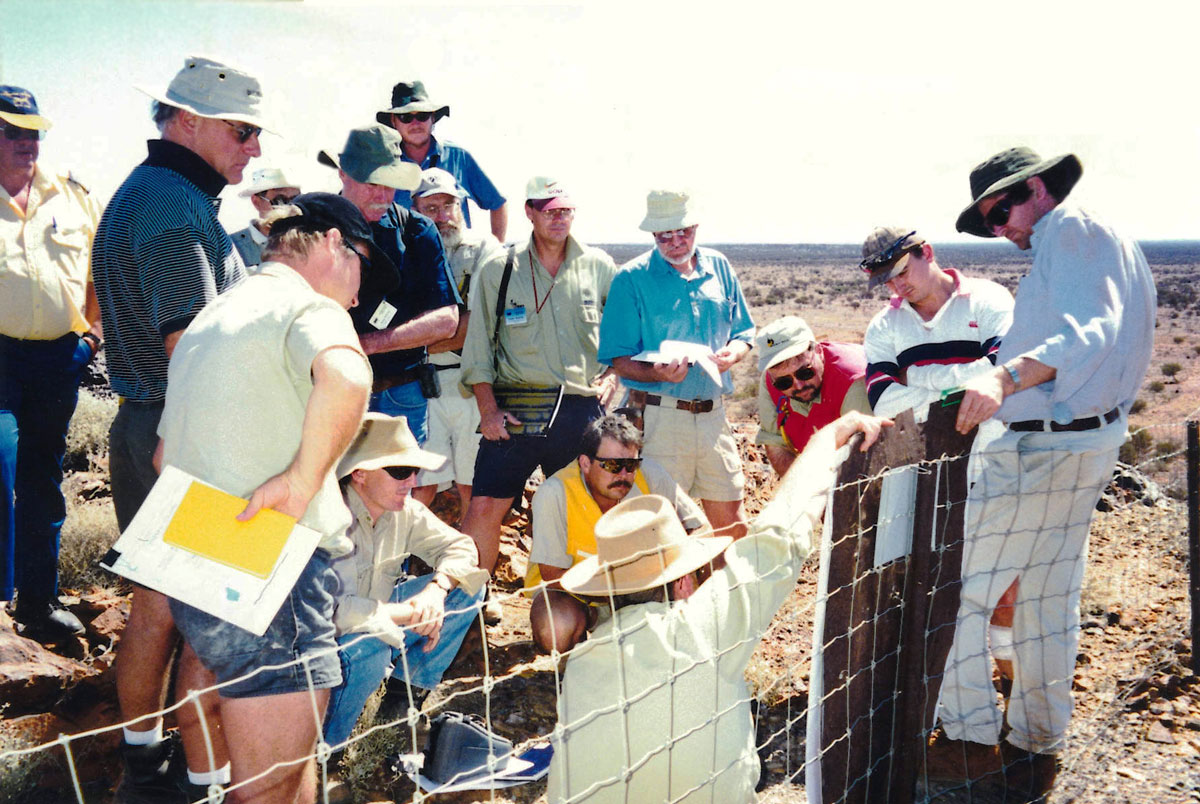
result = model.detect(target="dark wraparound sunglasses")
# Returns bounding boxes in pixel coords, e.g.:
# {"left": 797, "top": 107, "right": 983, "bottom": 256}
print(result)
{"left": 771, "top": 366, "right": 817, "bottom": 391}
{"left": 982, "top": 182, "right": 1032, "bottom": 230}
{"left": 590, "top": 457, "right": 642, "bottom": 474}
{"left": 383, "top": 465, "right": 420, "bottom": 480}
{"left": 0, "top": 123, "right": 44, "bottom": 141}
{"left": 222, "top": 120, "right": 262, "bottom": 143}
{"left": 396, "top": 112, "right": 433, "bottom": 123}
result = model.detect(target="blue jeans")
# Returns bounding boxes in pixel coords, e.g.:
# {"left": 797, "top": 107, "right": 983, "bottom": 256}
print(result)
{"left": 0, "top": 333, "right": 91, "bottom": 601}
{"left": 323, "top": 574, "right": 484, "bottom": 746}
{"left": 370, "top": 380, "right": 429, "bottom": 444}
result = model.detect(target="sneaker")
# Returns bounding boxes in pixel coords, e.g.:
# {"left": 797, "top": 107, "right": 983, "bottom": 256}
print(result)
{"left": 114, "top": 736, "right": 187, "bottom": 804}
{"left": 13, "top": 597, "right": 85, "bottom": 641}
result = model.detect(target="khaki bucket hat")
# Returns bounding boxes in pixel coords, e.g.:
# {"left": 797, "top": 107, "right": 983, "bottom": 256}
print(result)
{"left": 137, "top": 55, "right": 271, "bottom": 130}
{"left": 638, "top": 189, "right": 699, "bottom": 233}
{"left": 337, "top": 413, "right": 446, "bottom": 479}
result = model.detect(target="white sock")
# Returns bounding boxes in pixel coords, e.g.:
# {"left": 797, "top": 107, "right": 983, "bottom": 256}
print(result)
{"left": 188, "top": 763, "right": 232, "bottom": 786}
{"left": 122, "top": 725, "right": 163, "bottom": 746}
{"left": 990, "top": 625, "right": 1015, "bottom": 661}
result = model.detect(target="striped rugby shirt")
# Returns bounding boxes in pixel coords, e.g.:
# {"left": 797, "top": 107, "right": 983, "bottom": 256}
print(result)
{"left": 864, "top": 269, "right": 1013, "bottom": 419}
{"left": 92, "top": 140, "right": 246, "bottom": 402}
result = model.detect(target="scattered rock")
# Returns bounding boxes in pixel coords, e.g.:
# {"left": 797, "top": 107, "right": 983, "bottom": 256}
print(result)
{"left": 0, "top": 628, "right": 96, "bottom": 716}
{"left": 1115, "top": 767, "right": 1147, "bottom": 782}
{"left": 1146, "top": 721, "right": 1176, "bottom": 744}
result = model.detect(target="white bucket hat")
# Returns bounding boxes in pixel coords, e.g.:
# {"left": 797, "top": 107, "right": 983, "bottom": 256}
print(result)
{"left": 560, "top": 495, "right": 729, "bottom": 596}
{"left": 337, "top": 413, "right": 446, "bottom": 478}
{"left": 638, "top": 189, "right": 699, "bottom": 233}
{"left": 137, "top": 55, "right": 271, "bottom": 130}
{"left": 238, "top": 167, "right": 300, "bottom": 198}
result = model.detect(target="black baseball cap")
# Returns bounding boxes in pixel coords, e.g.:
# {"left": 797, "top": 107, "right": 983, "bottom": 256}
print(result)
{"left": 269, "top": 192, "right": 397, "bottom": 281}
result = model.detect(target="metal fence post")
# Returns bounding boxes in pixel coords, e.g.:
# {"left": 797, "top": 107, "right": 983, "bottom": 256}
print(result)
{"left": 1188, "top": 420, "right": 1199, "bottom": 675}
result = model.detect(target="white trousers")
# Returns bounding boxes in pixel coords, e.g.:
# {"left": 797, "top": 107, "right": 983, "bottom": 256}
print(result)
{"left": 939, "top": 428, "right": 1119, "bottom": 754}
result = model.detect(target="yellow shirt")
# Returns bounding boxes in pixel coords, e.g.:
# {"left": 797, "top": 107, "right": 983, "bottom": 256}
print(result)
{"left": 0, "top": 164, "right": 101, "bottom": 340}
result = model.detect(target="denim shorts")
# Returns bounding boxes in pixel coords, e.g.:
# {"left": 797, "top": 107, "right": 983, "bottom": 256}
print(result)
{"left": 472, "top": 394, "right": 603, "bottom": 499}
{"left": 169, "top": 551, "right": 342, "bottom": 698}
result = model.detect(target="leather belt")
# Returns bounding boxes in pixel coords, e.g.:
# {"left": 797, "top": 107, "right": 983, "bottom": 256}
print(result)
{"left": 1008, "top": 407, "right": 1120, "bottom": 433}
{"left": 434, "top": 363, "right": 460, "bottom": 371}
{"left": 371, "top": 365, "right": 424, "bottom": 393}
{"left": 628, "top": 388, "right": 714, "bottom": 415}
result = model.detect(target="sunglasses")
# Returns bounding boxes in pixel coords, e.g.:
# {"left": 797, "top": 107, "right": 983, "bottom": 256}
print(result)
{"left": 590, "top": 456, "right": 642, "bottom": 474}
{"left": 396, "top": 112, "right": 433, "bottom": 124}
{"left": 222, "top": 120, "right": 262, "bottom": 144}
{"left": 264, "top": 193, "right": 299, "bottom": 206}
{"left": 346, "top": 242, "right": 372, "bottom": 272}
{"left": 771, "top": 366, "right": 817, "bottom": 391}
{"left": 859, "top": 230, "right": 918, "bottom": 273}
{"left": 982, "top": 183, "right": 1032, "bottom": 231}
{"left": 653, "top": 226, "right": 697, "bottom": 244}
{"left": 383, "top": 465, "right": 420, "bottom": 480}
{"left": 0, "top": 123, "right": 44, "bottom": 141}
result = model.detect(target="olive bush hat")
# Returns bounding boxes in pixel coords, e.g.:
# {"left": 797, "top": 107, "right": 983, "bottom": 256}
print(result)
{"left": 956, "top": 147, "right": 1082, "bottom": 238}
{"left": 317, "top": 124, "right": 421, "bottom": 191}
{"left": 137, "top": 55, "right": 270, "bottom": 130}
{"left": 375, "top": 79, "right": 450, "bottom": 125}
{"left": 0, "top": 86, "right": 51, "bottom": 131}
{"left": 561, "top": 495, "right": 728, "bottom": 596}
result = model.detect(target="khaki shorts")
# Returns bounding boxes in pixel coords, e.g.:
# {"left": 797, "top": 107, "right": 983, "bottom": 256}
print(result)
{"left": 418, "top": 367, "right": 482, "bottom": 488}
{"left": 641, "top": 398, "right": 744, "bottom": 502}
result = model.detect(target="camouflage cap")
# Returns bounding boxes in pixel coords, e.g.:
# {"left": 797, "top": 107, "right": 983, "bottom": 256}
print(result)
{"left": 860, "top": 226, "right": 925, "bottom": 292}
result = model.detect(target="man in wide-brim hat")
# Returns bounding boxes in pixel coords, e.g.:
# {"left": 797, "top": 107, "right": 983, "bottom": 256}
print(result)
{"left": 231, "top": 166, "right": 301, "bottom": 267}
{"left": 941, "top": 147, "right": 1156, "bottom": 801}
{"left": 547, "top": 411, "right": 889, "bottom": 804}
{"left": 376, "top": 78, "right": 509, "bottom": 240}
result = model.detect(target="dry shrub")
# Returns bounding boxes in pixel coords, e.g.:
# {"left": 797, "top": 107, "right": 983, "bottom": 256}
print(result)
{"left": 59, "top": 498, "right": 121, "bottom": 593}
{"left": 65, "top": 390, "right": 116, "bottom": 473}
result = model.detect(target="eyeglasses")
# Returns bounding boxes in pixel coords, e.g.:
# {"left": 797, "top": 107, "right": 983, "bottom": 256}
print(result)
{"left": 416, "top": 199, "right": 459, "bottom": 218}
{"left": 383, "top": 465, "right": 420, "bottom": 480}
{"left": 396, "top": 112, "right": 433, "bottom": 124}
{"left": 771, "top": 366, "right": 817, "bottom": 391}
{"left": 653, "top": 226, "right": 697, "bottom": 244}
{"left": 222, "top": 120, "right": 262, "bottom": 144}
{"left": 536, "top": 207, "right": 574, "bottom": 220}
{"left": 262, "top": 193, "right": 299, "bottom": 207}
{"left": 0, "top": 123, "right": 44, "bottom": 141}
{"left": 982, "top": 183, "right": 1032, "bottom": 231}
{"left": 590, "top": 456, "right": 642, "bottom": 474}
{"left": 859, "top": 230, "right": 918, "bottom": 273}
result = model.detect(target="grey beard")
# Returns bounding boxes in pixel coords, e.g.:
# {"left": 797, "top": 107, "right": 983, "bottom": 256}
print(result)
{"left": 439, "top": 225, "right": 464, "bottom": 250}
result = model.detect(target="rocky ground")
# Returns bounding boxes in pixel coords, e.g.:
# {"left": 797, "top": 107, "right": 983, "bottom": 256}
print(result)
{"left": 1, "top": 251, "right": 1197, "bottom": 802}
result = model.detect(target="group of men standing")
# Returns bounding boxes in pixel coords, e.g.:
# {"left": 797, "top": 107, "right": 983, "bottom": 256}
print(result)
{"left": 1, "top": 48, "right": 1156, "bottom": 804}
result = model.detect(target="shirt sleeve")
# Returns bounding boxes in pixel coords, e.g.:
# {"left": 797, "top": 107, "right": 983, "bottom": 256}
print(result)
{"left": 904, "top": 281, "right": 1014, "bottom": 394}
{"left": 597, "top": 268, "right": 644, "bottom": 364}
{"left": 284, "top": 300, "right": 367, "bottom": 382}
{"left": 754, "top": 379, "right": 787, "bottom": 447}
{"left": 530, "top": 477, "right": 572, "bottom": 569}
{"left": 135, "top": 224, "right": 221, "bottom": 337}
{"left": 455, "top": 148, "right": 506, "bottom": 211}
{"left": 839, "top": 379, "right": 873, "bottom": 416}
{"left": 460, "top": 249, "right": 509, "bottom": 388}
{"left": 401, "top": 500, "right": 489, "bottom": 594}
{"left": 724, "top": 263, "right": 756, "bottom": 344}
{"left": 1023, "top": 215, "right": 1127, "bottom": 400}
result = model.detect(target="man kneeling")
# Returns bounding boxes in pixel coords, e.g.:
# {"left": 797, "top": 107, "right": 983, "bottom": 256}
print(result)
{"left": 526, "top": 414, "right": 707, "bottom": 655}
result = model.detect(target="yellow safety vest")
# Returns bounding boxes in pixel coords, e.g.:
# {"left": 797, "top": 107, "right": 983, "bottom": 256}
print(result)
{"left": 524, "top": 460, "right": 649, "bottom": 591}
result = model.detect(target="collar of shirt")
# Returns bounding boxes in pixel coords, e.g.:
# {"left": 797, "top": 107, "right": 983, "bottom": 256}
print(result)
{"left": 2, "top": 162, "right": 52, "bottom": 215}
{"left": 525, "top": 233, "right": 585, "bottom": 274}
{"left": 646, "top": 245, "right": 716, "bottom": 281}
{"left": 400, "top": 134, "right": 444, "bottom": 168}
{"left": 1029, "top": 203, "right": 1067, "bottom": 254}
{"left": 248, "top": 224, "right": 268, "bottom": 246}
{"left": 890, "top": 267, "right": 967, "bottom": 322}
{"left": 143, "top": 139, "right": 228, "bottom": 198}
{"left": 256, "top": 260, "right": 320, "bottom": 293}
{"left": 344, "top": 483, "right": 393, "bottom": 533}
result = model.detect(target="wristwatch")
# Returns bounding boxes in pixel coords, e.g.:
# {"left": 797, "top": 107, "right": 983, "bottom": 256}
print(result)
{"left": 432, "top": 574, "right": 454, "bottom": 593}
{"left": 1003, "top": 362, "right": 1021, "bottom": 391}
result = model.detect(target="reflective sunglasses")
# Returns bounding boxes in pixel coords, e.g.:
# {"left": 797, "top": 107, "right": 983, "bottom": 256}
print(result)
{"left": 536, "top": 207, "right": 574, "bottom": 220}
{"left": 383, "top": 465, "right": 420, "bottom": 480}
{"left": 396, "top": 111, "right": 433, "bottom": 124}
{"left": 982, "top": 183, "right": 1032, "bottom": 231}
{"left": 653, "top": 226, "right": 697, "bottom": 244}
{"left": 859, "top": 230, "right": 918, "bottom": 273}
{"left": 771, "top": 366, "right": 817, "bottom": 391}
{"left": 222, "top": 120, "right": 262, "bottom": 143}
{"left": 263, "top": 193, "right": 299, "bottom": 206}
{"left": 590, "top": 456, "right": 642, "bottom": 474}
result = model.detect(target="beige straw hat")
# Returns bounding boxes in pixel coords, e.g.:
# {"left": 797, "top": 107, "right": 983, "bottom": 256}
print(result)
{"left": 560, "top": 495, "right": 730, "bottom": 596}
{"left": 337, "top": 413, "right": 446, "bottom": 479}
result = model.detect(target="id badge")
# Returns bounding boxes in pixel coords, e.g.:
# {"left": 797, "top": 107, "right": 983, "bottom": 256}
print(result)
{"left": 504, "top": 305, "right": 529, "bottom": 327}
{"left": 369, "top": 299, "right": 398, "bottom": 330}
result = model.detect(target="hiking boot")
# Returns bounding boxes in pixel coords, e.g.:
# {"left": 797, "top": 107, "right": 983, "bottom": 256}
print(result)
{"left": 114, "top": 735, "right": 186, "bottom": 804}
{"left": 482, "top": 588, "right": 503, "bottom": 626}
{"left": 1000, "top": 742, "right": 1058, "bottom": 803}
{"left": 13, "top": 597, "right": 85, "bottom": 641}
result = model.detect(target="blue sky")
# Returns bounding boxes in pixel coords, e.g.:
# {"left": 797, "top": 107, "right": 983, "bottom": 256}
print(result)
{"left": 2, "top": 0, "right": 1195, "bottom": 244}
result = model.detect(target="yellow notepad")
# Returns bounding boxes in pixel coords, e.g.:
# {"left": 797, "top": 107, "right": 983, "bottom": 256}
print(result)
{"left": 162, "top": 481, "right": 296, "bottom": 579}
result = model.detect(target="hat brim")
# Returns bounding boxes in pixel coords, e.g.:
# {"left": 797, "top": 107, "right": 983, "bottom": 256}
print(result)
{"left": 955, "top": 154, "right": 1082, "bottom": 238}
{"left": 135, "top": 85, "right": 274, "bottom": 133}
{"left": 866, "top": 249, "right": 918, "bottom": 292}
{"left": 759, "top": 339, "right": 814, "bottom": 374}
{"left": 337, "top": 445, "right": 446, "bottom": 479}
{"left": 317, "top": 150, "right": 421, "bottom": 192}
{"left": 560, "top": 529, "right": 732, "bottom": 597}
{"left": 0, "top": 111, "right": 50, "bottom": 131}
{"left": 375, "top": 103, "right": 450, "bottom": 126}
{"left": 638, "top": 210, "right": 700, "bottom": 233}
{"left": 238, "top": 180, "right": 300, "bottom": 198}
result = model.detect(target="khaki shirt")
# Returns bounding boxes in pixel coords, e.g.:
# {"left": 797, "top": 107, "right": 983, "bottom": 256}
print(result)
{"left": 461, "top": 235, "right": 616, "bottom": 396}
{"left": 755, "top": 378, "right": 871, "bottom": 449}
{"left": 331, "top": 486, "right": 489, "bottom": 635}
{"left": 429, "top": 227, "right": 505, "bottom": 369}
{"left": 0, "top": 164, "right": 101, "bottom": 340}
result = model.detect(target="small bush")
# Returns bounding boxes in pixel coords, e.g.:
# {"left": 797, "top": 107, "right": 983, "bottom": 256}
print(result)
{"left": 59, "top": 499, "right": 121, "bottom": 592}
{"left": 1154, "top": 439, "right": 1179, "bottom": 459}
{"left": 1174, "top": 335, "right": 1186, "bottom": 344}
{"left": 1161, "top": 362, "right": 1183, "bottom": 381}
{"left": 1148, "top": 380, "right": 1165, "bottom": 393}
{"left": 65, "top": 390, "right": 117, "bottom": 473}
{"left": 1119, "top": 428, "right": 1153, "bottom": 464}
{"left": 1129, "top": 398, "right": 1146, "bottom": 415}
